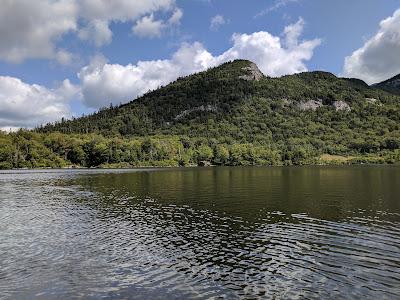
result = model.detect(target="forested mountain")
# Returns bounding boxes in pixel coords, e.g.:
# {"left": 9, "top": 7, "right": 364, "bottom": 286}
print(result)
{"left": 38, "top": 60, "right": 399, "bottom": 138}
{"left": 374, "top": 74, "right": 400, "bottom": 95}
{"left": 1, "top": 60, "right": 399, "bottom": 169}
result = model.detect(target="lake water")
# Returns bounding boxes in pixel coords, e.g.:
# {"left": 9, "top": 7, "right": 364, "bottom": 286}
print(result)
{"left": 1, "top": 166, "right": 400, "bottom": 299}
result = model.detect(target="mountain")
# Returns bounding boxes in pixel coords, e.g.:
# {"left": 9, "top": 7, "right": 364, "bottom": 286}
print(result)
{"left": 1, "top": 60, "right": 399, "bottom": 169}
{"left": 374, "top": 74, "right": 400, "bottom": 95}
{"left": 38, "top": 60, "right": 398, "bottom": 138}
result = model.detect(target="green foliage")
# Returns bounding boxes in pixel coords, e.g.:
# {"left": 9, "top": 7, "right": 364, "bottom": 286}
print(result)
{"left": 0, "top": 60, "right": 399, "bottom": 169}
{"left": 0, "top": 130, "right": 398, "bottom": 169}
{"left": 214, "top": 145, "right": 229, "bottom": 165}
{"left": 374, "top": 74, "right": 400, "bottom": 95}
{"left": 196, "top": 145, "right": 213, "bottom": 163}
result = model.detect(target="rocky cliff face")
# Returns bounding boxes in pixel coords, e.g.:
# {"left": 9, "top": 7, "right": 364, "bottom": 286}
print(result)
{"left": 297, "top": 99, "right": 351, "bottom": 111}
{"left": 174, "top": 104, "right": 218, "bottom": 120}
{"left": 298, "top": 100, "right": 323, "bottom": 111}
{"left": 239, "top": 62, "right": 264, "bottom": 81}
{"left": 333, "top": 101, "right": 351, "bottom": 111}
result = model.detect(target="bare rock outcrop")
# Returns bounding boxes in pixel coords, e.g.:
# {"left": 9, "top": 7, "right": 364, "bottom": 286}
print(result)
{"left": 332, "top": 101, "right": 351, "bottom": 111}
{"left": 298, "top": 100, "right": 323, "bottom": 111}
{"left": 281, "top": 98, "right": 292, "bottom": 106}
{"left": 174, "top": 104, "right": 218, "bottom": 120}
{"left": 239, "top": 63, "right": 264, "bottom": 81}
{"left": 365, "top": 98, "right": 377, "bottom": 104}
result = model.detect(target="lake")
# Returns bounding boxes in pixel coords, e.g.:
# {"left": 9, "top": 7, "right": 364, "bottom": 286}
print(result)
{"left": 1, "top": 166, "right": 399, "bottom": 299}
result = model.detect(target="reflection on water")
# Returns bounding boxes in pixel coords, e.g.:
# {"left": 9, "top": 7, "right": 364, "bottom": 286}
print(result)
{"left": 0, "top": 166, "right": 399, "bottom": 299}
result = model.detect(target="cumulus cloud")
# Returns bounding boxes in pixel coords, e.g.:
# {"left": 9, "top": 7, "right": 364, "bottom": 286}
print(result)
{"left": 78, "top": 19, "right": 320, "bottom": 108}
{"left": 132, "top": 14, "right": 165, "bottom": 38}
{"left": 219, "top": 18, "right": 320, "bottom": 76}
{"left": 343, "top": 9, "right": 400, "bottom": 84}
{"left": 55, "top": 49, "right": 75, "bottom": 66}
{"left": 210, "top": 15, "right": 227, "bottom": 31}
{"left": 132, "top": 8, "right": 183, "bottom": 38}
{"left": 0, "top": 0, "right": 77, "bottom": 63}
{"left": 78, "top": 43, "right": 214, "bottom": 108}
{"left": 78, "top": 19, "right": 113, "bottom": 47}
{"left": 0, "top": 17, "right": 320, "bottom": 127}
{"left": 78, "top": 0, "right": 175, "bottom": 22}
{"left": 79, "top": 0, "right": 179, "bottom": 44}
{"left": 284, "top": 17, "right": 305, "bottom": 48}
{"left": 0, "top": 0, "right": 181, "bottom": 61}
{"left": 0, "top": 77, "right": 79, "bottom": 129}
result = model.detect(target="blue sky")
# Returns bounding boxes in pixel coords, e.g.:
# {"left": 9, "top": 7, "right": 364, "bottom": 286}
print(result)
{"left": 0, "top": 0, "right": 400, "bottom": 129}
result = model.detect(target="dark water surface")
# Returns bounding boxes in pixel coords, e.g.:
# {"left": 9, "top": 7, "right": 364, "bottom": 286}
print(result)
{"left": 1, "top": 166, "right": 400, "bottom": 299}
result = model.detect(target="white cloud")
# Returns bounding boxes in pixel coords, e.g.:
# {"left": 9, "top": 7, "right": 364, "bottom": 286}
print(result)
{"left": 210, "top": 15, "right": 227, "bottom": 31}
{"left": 343, "top": 9, "right": 400, "bottom": 84}
{"left": 78, "top": 19, "right": 113, "bottom": 46}
{"left": 0, "top": 0, "right": 181, "bottom": 61}
{"left": 78, "top": 19, "right": 320, "bottom": 108}
{"left": 78, "top": 0, "right": 175, "bottom": 22}
{"left": 55, "top": 50, "right": 74, "bottom": 66}
{"left": 255, "top": 0, "right": 299, "bottom": 18}
{"left": 0, "top": 0, "right": 77, "bottom": 63}
{"left": 0, "top": 77, "right": 79, "bottom": 128}
{"left": 56, "top": 79, "right": 82, "bottom": 101}
{"left": 168, "top": 8, "right": 183, "bottom": 25}
{"left": 79, "top": 0, "right": 179, "bottom": 44}
{"left": 0, "top": 126, "right": 21, "bottom": 133}
{"left": 0, "top": 18, "right": 320, "bottom": 127}
{"left": 132, "top": 8, "right": 183, "bottom": 38}
{"left": 284, "top": 17, "right": 304, "bottom": 48}
{"left": 78, "top": 43, "right": 215, "bottom": 108}
{"left": 132, "top": 14, "right": 165, "bottom": 38}
{"left": 218, "top": 23, "right": 320, "bottom": 77}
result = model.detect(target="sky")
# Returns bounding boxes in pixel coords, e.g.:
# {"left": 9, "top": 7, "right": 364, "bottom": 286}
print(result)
{"left": 0, "top": 0, "right": 400, "bottom": 130}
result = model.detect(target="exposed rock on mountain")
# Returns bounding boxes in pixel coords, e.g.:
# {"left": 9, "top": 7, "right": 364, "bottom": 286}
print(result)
{"left": 333, "top": 101, "right": 351, "bottom": 111}
{"left": 239, "top": 62, "right": 264, "bottom": 81}
{"left": 174, "top": 104, "right": 218, "bottom": 120}
{"left": 298, "top": 100, "right": 323, "bottom": 111}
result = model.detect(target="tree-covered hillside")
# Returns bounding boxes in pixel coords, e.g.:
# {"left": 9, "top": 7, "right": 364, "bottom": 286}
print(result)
{"left": 1, "top": 60, "right": 399, "bottom": 169}
{"left": 374, "top": 74, "right": 400, "bottom": 95}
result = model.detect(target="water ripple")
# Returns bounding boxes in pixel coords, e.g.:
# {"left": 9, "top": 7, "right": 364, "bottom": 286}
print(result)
{"left": 0, "top": 167, "right": 399, "bottom": 299}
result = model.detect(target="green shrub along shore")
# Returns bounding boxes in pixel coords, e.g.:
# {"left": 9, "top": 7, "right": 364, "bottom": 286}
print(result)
{"left": 1, "top": 130, "right": 399, "bottom": 170}
{"left": 1, "top": 60, "right": 399, "bottom": 169}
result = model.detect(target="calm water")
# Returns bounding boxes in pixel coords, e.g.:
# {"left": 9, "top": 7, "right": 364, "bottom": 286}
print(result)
{"left": 1, "top": 166, "right": 400, "bottom": 299}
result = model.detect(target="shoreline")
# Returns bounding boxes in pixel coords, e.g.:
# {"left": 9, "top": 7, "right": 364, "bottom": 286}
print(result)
{"left": 3, "top": 161, "right": 399, "bottom": 172}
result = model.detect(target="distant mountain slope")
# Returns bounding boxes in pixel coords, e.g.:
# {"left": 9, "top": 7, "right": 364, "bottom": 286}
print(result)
{"left": 40, "top": 60, "right": 258, "bottom": 135}
{"left": 374, "top": 74, "right": 400, "bottom": 95}
{"left": 0, "top": 59, "right": 397, "bottom": 169}
{"left": 36, "top": 60, "right": 400, "bottom": 161}
{"left": 38, "top": 60, "right": 399, "bottom": 137}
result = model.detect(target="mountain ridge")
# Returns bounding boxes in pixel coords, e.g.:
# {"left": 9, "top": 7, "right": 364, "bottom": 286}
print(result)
{"left": 38, "top": 59, "right": 399, "bottom": 136}
{"left": 374, "top": 73, "right": 400, "bottom": 94}
{"left": 1, "top": 59, "right": 398, "bottom": 169}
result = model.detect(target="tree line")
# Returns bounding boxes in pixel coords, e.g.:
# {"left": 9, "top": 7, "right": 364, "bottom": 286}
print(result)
{"left": 1, "top": 130, "right": 399, "bottom": 169}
